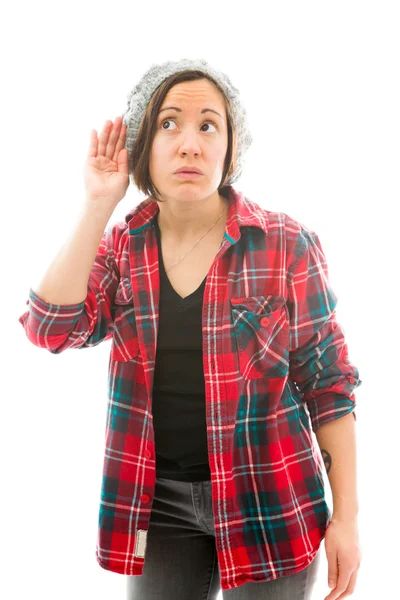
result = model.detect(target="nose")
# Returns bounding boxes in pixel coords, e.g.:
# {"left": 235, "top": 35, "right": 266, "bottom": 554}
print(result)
{"left": 178, "top": 127, "right": 202, "bottom": 156}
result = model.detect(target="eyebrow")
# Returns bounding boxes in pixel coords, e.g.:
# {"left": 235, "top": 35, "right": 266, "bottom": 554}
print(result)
{"left": 158, "top": 106, "right": 223, "bottom": 119}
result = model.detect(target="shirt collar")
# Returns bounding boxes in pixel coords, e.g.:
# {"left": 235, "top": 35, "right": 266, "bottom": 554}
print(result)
{"left": 123, "top": 185, "right": 269, "bottom": 243}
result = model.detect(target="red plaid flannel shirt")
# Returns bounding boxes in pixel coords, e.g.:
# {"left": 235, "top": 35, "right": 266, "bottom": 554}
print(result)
{"left": 18, "top": 186, "right": 361, "bottom": 590}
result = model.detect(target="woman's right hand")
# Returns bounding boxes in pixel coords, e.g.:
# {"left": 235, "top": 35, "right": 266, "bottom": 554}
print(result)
{"left": 84, "top": 116, "right": 129, "bottom": 207}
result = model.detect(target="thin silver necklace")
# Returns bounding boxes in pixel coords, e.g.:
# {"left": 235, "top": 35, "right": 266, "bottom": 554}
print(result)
{"left": 161, "top": 208, "right": 225, "bottom": 273}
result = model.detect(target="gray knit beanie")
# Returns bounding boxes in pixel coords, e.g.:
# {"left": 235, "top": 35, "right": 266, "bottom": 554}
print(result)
{"left": 120, "top": 58, "right": 253, "bottom": 186}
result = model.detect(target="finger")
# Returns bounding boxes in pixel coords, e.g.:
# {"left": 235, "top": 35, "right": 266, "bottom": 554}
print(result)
{"left": 105, "top": 116, "right": 122, "bottom": 160}
{"left": 327, "top": 553, "right": 338, "bottom": 590}
{"left": 112, "top": 123, "right": 127, "bottom": 163}
{"left": 88, "top": 129, "right": 98, "bottom": 158}
{"left": 328, "top": 569, "right": 352, "bottom": 600}
{"left": 98, "top": 120, "right": 113, "bottom": 157}
{"left": 336, "top": 569, "right": 358, "bottom": 598}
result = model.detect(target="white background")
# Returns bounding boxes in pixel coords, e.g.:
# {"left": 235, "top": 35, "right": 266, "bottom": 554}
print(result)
{"left": 4, "top": 1, "right": 399, "bottom": 598}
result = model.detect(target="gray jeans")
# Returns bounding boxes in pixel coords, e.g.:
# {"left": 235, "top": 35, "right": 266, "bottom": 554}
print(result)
{"left": 126, "top": 477, "right": 321, "bottom": 599}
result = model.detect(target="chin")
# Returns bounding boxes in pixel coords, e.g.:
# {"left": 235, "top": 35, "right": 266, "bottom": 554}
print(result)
{"left": 168, "top": 182, "right": 207, "bottom": 196}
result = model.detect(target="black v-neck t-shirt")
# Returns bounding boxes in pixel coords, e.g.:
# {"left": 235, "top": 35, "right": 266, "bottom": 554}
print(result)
{"left": 151, "top": 216, "right": 212, "bottom": 482}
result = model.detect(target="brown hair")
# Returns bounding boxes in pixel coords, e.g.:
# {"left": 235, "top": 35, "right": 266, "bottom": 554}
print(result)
{"left": 128, "top": 70, "right": 237, "bottom": 202}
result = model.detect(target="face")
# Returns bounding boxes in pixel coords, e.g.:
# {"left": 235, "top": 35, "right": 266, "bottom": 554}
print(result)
{"left": 149, "top": 78, "right": 229, "bottom": 203}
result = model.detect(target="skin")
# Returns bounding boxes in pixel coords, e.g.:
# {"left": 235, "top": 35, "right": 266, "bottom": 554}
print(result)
{"left": 149, "top": 78, "right": 230, "bottom": 244}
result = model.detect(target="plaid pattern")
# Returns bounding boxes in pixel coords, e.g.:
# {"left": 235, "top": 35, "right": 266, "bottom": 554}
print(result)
{"left": 18, "top": 186, "right": 361, "bottom": 590}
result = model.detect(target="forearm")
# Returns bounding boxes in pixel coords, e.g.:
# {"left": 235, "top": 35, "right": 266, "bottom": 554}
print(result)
{"left": 33, "top": 200, "right": 115, "bottom": 305}
{"left": 315, "top": 411, "right": 359, "bottom": 520}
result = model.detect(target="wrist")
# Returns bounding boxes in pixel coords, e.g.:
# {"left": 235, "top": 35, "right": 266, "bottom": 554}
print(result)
{"left": 331, "top": 507, "right": 359, "bottom": 522}
{"left": 82, "top": 197, "right": 117, "bottom": 220}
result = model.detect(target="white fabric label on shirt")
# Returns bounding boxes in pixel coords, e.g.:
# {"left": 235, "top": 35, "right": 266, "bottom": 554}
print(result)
{"left": 135, "top": 529, "right": 148, "bottom": 558}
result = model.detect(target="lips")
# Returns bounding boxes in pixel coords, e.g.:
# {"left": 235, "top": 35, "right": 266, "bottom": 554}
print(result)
{"left": 175, "top": 171, "right": 203, "bottom": 179}
{"left": 175, "top": 167, "right": 203, "bottom": 174}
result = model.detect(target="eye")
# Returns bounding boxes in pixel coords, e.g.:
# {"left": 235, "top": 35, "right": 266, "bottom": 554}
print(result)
{"left": 160, "top": 119, "right": 177, "bottom": 131}
{"left": 201, "top": 121, "right": 217, "bottom": 132}
{"left": 160, "top": 118, "right": 217, "bottom": 132}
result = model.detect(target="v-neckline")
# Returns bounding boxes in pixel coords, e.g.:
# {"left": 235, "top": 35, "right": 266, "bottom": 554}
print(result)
{"left": 154, "top": 217, "right": 207, "bottom": 306}
{"left": 166, "top": 272, "right": 206, "bottom": 305}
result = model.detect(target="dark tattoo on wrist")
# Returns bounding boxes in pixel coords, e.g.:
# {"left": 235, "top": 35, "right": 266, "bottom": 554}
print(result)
{"left": 321, "top": 449, "right": 332, "bottom": 474}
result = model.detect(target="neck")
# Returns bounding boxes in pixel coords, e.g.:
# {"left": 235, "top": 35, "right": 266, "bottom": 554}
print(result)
{"left": 156, "top": 192, "right": 228, "bottom": 243}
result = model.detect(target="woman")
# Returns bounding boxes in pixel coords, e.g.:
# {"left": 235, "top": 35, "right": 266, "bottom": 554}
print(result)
{"left": 19, "top": 59, "right": 362, "bottom": 599}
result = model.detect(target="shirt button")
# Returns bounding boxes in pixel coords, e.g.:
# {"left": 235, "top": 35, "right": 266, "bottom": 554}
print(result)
{"left": 26, "top": 300, "right": 30, "bottom": 305}
{"left": 349, "top": 378, "right": 355, "bottom": 384}
{"left": 144, "top": 449, "right": 152, "bottom": 459}
{"left": 140, "top": 494, "right": 150, "bottom": 504}
{"left": 260, "top": 317, "right": 269, "bottom": 326}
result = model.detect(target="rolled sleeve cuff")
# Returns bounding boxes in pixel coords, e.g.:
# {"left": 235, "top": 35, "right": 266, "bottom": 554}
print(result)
{"left": 306, "top": 392, "right": 357, "bottom": 432}
{"left": 18, "top": 287, "right": 86, "bottom": 348}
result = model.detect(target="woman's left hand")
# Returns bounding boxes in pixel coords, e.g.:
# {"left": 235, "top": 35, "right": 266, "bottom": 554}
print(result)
{"left": 323, "top": 516, "right": 362, "bottom": 600}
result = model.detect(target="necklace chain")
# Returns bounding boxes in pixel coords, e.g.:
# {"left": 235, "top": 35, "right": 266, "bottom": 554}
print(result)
{"left": 163, "top": 208, "right": 224, "bottom": 273}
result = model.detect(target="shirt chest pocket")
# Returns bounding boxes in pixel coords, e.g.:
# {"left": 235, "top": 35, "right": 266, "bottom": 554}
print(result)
{"left": 111, "top": 277, "right": 140, "bottom": 362}
{"left": 230, "top": 295, "right": 289, "bottom": 380}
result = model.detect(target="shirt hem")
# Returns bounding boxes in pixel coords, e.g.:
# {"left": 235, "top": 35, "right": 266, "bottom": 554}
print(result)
{"left": 219, "top": 538, "right": 324, "bottom": 590}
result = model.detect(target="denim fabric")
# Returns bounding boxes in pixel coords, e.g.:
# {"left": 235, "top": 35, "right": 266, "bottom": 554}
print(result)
{"left": 126, "top": 477, "right": 321, "bottom": 599}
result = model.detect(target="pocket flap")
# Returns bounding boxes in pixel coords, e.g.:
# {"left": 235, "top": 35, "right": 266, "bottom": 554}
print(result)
{"left": 230, "top": 295, "right": 286, "bottom": 315}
